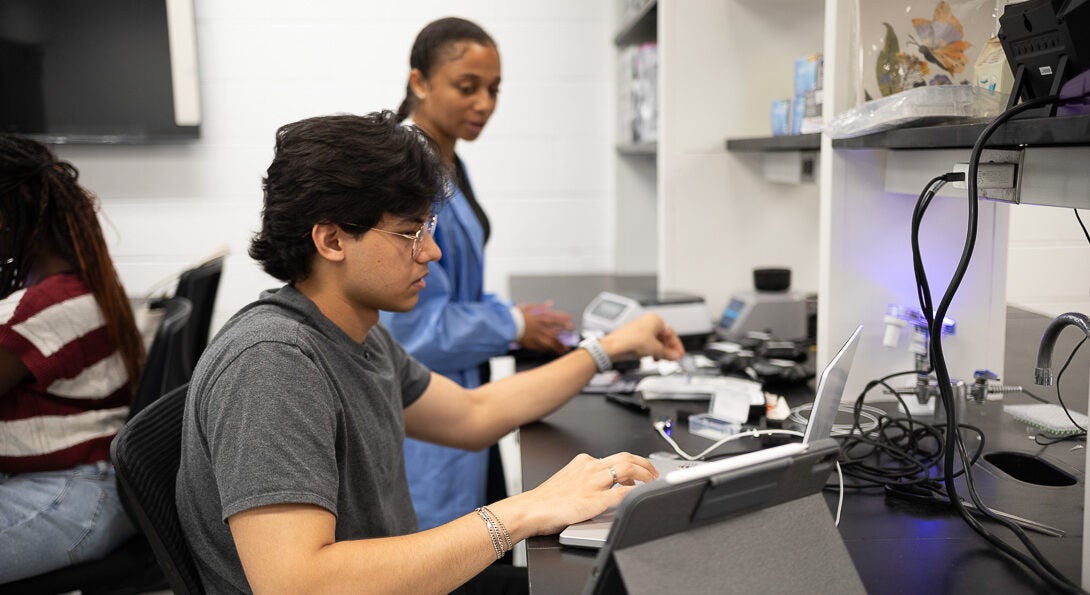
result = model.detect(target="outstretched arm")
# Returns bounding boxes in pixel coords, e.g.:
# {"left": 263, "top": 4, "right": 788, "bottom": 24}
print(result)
{"left": 404, "top": 313, "right": 683, "bottom": 450}
{"left": 516, "top": 301, "right": 574, "bottom": 355}
{"left": 229, "top": 451, "right": 656, "bottom": 594}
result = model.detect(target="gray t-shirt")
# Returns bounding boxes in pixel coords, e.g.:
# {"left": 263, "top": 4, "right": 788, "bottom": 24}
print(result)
{"left": 176, "top": 285, "right": 431, "bottom": 593}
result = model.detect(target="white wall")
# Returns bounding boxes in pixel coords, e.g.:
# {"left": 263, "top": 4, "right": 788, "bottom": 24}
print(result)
{"left": 1008, "top": 206, "right": 1090, "bottom": 317}
{"left": 53, "top": 0, "right": 614, "bottom": 334}
{"left": 658, "top": 0, "right": 825, "bottom": 318}
{"left": 46, "top": 0, "right": 1087, "bottom": 343}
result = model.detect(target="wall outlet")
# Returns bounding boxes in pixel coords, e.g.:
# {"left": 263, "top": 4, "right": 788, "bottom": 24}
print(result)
{"left": 950, "top": 149, "right": 1024, "bottom": 203}
{"left": 952, "top": 162, "right": 1018, "bottom": 189}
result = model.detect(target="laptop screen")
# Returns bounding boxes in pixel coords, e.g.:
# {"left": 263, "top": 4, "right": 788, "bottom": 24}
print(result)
{"left": 803, "top": 325, "right": 863, "bottom": 443}
{"left": 558, "top": 325, "right": 863, "bottom": 550}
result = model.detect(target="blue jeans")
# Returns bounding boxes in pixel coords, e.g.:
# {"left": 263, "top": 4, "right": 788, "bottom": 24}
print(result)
{"left": 0, "top": 461, "right": 135, "bottom": 583}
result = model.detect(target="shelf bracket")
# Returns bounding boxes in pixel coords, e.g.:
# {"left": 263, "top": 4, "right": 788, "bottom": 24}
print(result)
{"left": 762, "top": 151, "right": 817, "bottom": 185}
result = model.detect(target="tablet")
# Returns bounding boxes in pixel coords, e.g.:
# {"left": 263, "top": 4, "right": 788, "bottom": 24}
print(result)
{"left": 583, "top": 438, "right": 844, "bottom": 594}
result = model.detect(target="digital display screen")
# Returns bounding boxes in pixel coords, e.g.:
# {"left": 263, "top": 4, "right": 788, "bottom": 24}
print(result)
{"left": 719, "top": 299, "right": 745, "bottom": 328}
{"left": 591, "top": 299, "right": 627, "bottom": 320}
{"left": 0, "top": 0, "right": 200, "bottom": 143}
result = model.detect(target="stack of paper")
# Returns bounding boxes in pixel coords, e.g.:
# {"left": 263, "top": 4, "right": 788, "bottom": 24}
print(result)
{"left": 636, "top": 376, "right": 763, "bottom": 423}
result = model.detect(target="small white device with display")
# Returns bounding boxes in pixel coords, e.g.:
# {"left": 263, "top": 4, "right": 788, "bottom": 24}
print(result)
{"left": 717, "top": 290, "right": 808, "bottom": 341}
{"left": 581, "top": 292, "right": 646, "bottom": 335}
{"left": 582, "top": 291, "right": 713, "bottom": 342}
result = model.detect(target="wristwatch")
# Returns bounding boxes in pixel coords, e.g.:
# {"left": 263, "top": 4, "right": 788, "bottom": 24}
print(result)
{"left": 579, "top": 337, "right": 612, "bottom": 373}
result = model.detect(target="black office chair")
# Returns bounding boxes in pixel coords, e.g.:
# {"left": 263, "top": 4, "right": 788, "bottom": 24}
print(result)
{"left": 130, "top": 296, "right": 193, "bottom": 419}
{"left": 174, "top": 256, "right": 223, "bottom": 373}
{"left": 112, "top": 383, "right": 204, "bottom": 595}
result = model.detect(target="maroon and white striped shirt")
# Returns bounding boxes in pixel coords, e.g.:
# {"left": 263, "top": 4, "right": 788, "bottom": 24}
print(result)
{"left": 0, "top": 273, "right": 133, "bottom": 473}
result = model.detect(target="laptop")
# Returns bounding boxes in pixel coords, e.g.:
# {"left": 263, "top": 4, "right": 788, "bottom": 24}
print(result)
{"left": 558, "top": 325, "right": 862, "bottom": 549}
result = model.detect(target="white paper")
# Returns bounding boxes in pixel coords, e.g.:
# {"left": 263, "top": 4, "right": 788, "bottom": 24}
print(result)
{"left": 636, "top": 376, "right": 764, "bottom": 424}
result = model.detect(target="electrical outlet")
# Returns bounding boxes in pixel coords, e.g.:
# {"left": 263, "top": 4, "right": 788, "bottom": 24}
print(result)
{"left": 950, "top": 148, "right": 1024, "bottom": 203}
{"left": 951, "top": 162, "right": 1018, "bottom": 189}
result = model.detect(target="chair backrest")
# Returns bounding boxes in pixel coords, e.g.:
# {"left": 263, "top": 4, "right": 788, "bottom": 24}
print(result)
{"left": 131, "top": 296, "right": 192, "bottom": 419}
{"left": 174, "top": 257, "right": 223, "bottom": 372}
{"left": 111, "top": 382, "right": 204, "bottom": 595}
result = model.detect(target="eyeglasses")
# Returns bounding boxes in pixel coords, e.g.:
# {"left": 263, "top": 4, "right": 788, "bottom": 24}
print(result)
{"left": 369, "top": 214, "right": 438, "bottom": 259}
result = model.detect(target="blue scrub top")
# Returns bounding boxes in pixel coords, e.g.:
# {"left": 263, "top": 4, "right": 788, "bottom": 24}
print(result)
{"left": 380, "top": 163, "right": 516, "bottom": 530}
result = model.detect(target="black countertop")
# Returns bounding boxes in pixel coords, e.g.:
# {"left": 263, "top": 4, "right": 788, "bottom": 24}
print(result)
{"left": 519, "top": 305, "right": 1088, "bottom": 594}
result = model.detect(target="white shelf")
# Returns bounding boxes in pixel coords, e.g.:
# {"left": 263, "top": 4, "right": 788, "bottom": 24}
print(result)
{"left": 609, "top": 0, "right": 1090, "bottom": 398}
{"left": 614, "top": 0, "right": 830, "bottom": 292}
{"left": 615, "top": 142, "right": 657, "bottom": 155}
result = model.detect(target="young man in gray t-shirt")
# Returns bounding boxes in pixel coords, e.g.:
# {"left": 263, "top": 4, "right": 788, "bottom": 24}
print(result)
{"left": 176, "top": 112, "right": 684, "bottom": 593}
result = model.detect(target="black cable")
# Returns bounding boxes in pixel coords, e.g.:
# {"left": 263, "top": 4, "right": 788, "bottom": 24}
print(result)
{"left": 911, "top": 175, "right": 948, "bottom": 332}
{"left": 915, "top": 94, "right": 1084, "bottom": 593}
{"left": 1035, "top": 433, "right": 1087, "bottom": 446}
{"left": 1075, "top": 209, "right": 1090, "bottom": 245}
{"left": 1054, "top": 336, "right": 1088, "bottom": 434}
{"left": 850, "top": 369, "right": 921, "bottom": 430}
{"left": 1050, "top": 209, "right": 1090, "bottom": 438}
{"left": 921, "top": 98, "right": 1079, "bottom": 589}
{"left": 835, "top": 369, "right": 987, "bottom": 489}
{"left": 1019, "top": 388, "right": 1052, "bottom": 404}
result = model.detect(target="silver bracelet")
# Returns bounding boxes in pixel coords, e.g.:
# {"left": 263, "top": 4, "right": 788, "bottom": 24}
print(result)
{"left": 480, "top": 505, "right": 512, "bottom": 552}
{"left": 475, "top": 507, "right": 506, "bottom": 560}
{"left": 579, "top": 337, "right": 612, "bottom": 373}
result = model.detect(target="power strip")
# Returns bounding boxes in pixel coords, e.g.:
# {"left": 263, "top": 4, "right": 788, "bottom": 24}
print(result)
{"left": 951, "top": 162, "right": 1018, "bottom": 189}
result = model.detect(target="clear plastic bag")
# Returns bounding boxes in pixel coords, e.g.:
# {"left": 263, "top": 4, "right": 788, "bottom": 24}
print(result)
{"left": 825, "top": 85, "right": 1008, "bottom": 139}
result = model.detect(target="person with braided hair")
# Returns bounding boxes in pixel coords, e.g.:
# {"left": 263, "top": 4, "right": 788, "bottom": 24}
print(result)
{"left": 0, "top": 133, "right": 145, "bottom": 582}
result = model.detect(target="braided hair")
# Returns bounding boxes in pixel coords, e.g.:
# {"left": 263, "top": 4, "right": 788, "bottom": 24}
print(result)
{"left": 0, "top": 134, "right": 145, "bottom": 388}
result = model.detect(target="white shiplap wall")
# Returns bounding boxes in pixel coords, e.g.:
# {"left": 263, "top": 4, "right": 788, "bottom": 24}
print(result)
{"left": 54, "top": 0, "right": 614, "bottom": 334}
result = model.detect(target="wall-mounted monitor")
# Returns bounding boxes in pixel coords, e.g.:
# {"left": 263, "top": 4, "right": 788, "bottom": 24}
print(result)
{"left": 0, "top": 0, "right": 201, "bottom": 143}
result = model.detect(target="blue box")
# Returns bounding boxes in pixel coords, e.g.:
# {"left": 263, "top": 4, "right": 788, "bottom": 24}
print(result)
{"left": 794, "top": 53, "right": 823, "bottom": 97}
{"left": 771, "top": 98, "right": 791, "bottom": 136}
{"left": 791, "top": 95, "right": 806, "bottom": 135}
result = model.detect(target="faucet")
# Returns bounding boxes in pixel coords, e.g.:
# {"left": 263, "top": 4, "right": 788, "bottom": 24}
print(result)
{"left": 1034, "top": 312, "right": 1090, "bottom": 386}
{"left": 883, "top": 305, "right": 966, "bottom": 414}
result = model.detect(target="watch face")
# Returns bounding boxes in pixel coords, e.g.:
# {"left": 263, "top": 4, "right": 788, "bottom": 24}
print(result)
{"left": 592, "top": 299, "right": 626, "bottom": 320}
{"left": 720, "top": 299, "right": 745, "bottom": 328}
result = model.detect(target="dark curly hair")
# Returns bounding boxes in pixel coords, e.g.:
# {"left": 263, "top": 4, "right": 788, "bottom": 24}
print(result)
{"left": 0, "top": 133, "right": 145, "bottom": 388}
{"left": 250, "top": 111, "right": 450, "bottom": 283}
{"left": 396, "top": 17, "right": 497, "bottom": 122}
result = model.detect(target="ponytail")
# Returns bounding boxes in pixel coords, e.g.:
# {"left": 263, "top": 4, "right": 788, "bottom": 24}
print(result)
{"left": 397, "top": 17, "right": 496, "bottom": 121}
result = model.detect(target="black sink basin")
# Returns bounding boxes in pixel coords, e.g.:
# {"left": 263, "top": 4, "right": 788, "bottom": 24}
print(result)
{"left": 983, "top": 451, "right": 1077, "bottom": 487}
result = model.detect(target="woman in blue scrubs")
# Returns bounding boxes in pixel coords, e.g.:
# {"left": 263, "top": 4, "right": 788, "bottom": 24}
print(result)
{"left": 382, "top": 17, "right": 574, "bottom": 531}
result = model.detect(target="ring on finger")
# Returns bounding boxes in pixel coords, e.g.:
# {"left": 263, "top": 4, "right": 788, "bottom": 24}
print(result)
{"left": 608, "top": 465, "right": 618, "bottom": 485}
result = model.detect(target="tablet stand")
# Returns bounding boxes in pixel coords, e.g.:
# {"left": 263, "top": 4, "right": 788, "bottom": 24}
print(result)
{"left": 610, "top": 493, "right": 864, "bottom": 594}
